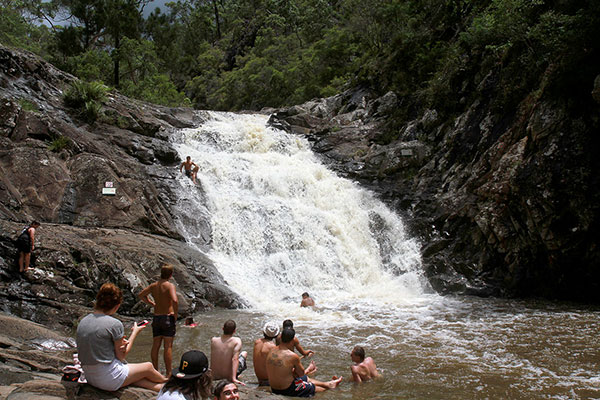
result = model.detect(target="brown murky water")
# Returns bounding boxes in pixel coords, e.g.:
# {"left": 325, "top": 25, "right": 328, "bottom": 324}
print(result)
{"left": 127, "top": 296, "right": 600, "bottom": 399}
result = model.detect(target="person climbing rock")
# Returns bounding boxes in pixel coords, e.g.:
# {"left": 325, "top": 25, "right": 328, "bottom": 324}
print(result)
{"left": 180, "top": 156, "right": 200, "bottom": 184}
{"left": 16, "top": 221, "right": 40, "bottom": 273}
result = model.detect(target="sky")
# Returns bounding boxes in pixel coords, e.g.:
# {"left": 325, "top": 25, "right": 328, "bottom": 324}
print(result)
{"left": 144, "top": 0, "right": 171, "bottom": 17}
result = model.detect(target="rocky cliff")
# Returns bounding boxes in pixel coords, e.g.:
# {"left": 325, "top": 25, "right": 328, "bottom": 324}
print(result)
{"left": 269, "top": 82, "right": 600, "bottom": 302}
{"left": 0, "top": 44, "right": 246, "bottom": 335}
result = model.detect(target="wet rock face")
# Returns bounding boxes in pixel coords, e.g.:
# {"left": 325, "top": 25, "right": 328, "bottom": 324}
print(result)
{"left": 270, "top": 88, "right": 600, "bottom": 302}
{"left": 0, "top": 221, "right": 246, "bottom": 333}
{"left": 0, "top": 44, "right": 244, "bottom": 326}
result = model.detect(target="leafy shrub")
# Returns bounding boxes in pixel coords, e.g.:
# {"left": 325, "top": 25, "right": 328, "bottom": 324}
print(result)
{"left": 18, "top": 98, "right": 38, "bottom": 112}
{"left": 48, "top": 135, "right": 71, "bottom": 152}
{"left": 63, "top": 80, "right": 108, "bottom": 123}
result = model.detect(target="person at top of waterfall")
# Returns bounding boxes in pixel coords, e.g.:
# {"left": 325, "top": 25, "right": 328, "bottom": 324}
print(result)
{"left": 180, "top": 156, "right": 200, "bottom": 184}
{"left": 210, "top": 320, "right": 247, "bottom": 385}
{"left": 266, "top": 328, "right": 342, "bottom": 397}
{"left": 275, "top": 320, "right": 314, "bottom": 358}
{"left": 253, "top": 321, "right": 280, "bottom": 386}
{"left": 15, "top": 220, "right": 40, "bottom": 273}
{"left": 76, "top": 283, "right": 166, "bottom": 392}
{"left": 138, "top": 264, "right": 179, "bottom": 377}
{"left": 300, "top": 292, "right": 314, "bottom": 308}
{"left": 349, "top": 345, "right": 381, "bottom": 382}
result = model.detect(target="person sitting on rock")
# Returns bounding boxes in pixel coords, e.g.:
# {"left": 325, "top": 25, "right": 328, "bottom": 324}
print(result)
{"left": 213, "top": 380, "right": 240, "bottom": 400}
{"left": 180, "top": 156, "right": 200, "bottom": 184}
{"left": 266, "top": 328, "right": 342, "bottom": 397}
{"left": 210, "top": 320, "right": 247, "bottom": 385}
{"left": 253, "top": 321, "right": 280, "bottom": 386}
{"left": 157, "top": 350, "right": 212, "bottom": 400}
{"left": 76, "top": 283, "right": 166, "bottom": 392}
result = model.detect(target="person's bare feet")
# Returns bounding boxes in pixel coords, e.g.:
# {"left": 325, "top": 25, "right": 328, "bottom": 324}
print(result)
{"left": 305, "top": 361, "right": 317, "bottom": 375}
{"left": 327, "top": 376, "right": 343, "bottom": 388}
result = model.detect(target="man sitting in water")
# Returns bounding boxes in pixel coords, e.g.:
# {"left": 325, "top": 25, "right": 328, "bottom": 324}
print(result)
{"left": 350, "top": 345, "right": 381, "bottom": 382}
{"left": 267, "top": 328, "right": 341, "bottom": 397}
{"left": 180, "top": 156, "right": 200, "bottom": 184}
{"left": 211, "top": 320, "right": 247, "bottom": 385}
{"left": 276, "top": 320, "right": 314, "bottom": 358}
{"left": 253, "top": 321, "right": 280, "bottom": 386}
{"left": 300, "top": 292, "right": 315, "bottom": 307}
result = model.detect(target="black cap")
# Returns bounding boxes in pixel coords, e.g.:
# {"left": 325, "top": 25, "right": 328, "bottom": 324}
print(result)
{"left": 173, "top": 350, "right": 208, "bottom": 379}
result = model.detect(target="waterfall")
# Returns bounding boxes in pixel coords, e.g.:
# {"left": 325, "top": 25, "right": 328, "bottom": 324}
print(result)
{"left": 171, "top": 112, "right": 427, "bottom": 315}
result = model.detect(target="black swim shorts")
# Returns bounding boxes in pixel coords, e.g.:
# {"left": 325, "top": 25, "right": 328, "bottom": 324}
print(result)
{"left": 271, "top": 375, "right": 316, "bottom": 397}
{"left": 152, "top": 315, "right": 176, "bottom": 337}
{"left": 236, "top": 353, "right": 247, "bottom": 377}
{"left": 185, "top": 169, "right": 192, "bottom": 177}
{"left": 16, "top": 239, "right": 31, "bottom": 253}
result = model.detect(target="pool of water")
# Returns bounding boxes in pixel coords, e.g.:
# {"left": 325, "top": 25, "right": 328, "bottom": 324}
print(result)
{"left": 128, "top": 295, "right": 600, "bottom": 399}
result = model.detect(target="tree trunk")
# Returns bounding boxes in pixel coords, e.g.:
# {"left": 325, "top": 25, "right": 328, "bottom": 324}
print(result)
{"left": 212, "top": 0, "right": 221, "bottom": 40}
{"left": 114, "top": 33, "right": 120, "bottom": 88}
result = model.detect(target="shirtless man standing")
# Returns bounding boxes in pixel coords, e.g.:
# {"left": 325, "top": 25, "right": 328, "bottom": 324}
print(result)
{"left": 138, "top": 264, "right": 179, "bottom": 377}
{"left": 266, "top": 328, "right": 341, "bottom": 397}
{"left": 179, "top": 156, "right": 200, "bottom": 184}
{"left": 211, "top": 320, "right": 247, "bottom": 385}
{"left": 300, "top": 292, "right": 315, "bottom": 307}
{"left": 253, "top": 321, "right": 280, "bottom": 386}
{"left": 349, "top": 346, "right": 381, "bottom": 382}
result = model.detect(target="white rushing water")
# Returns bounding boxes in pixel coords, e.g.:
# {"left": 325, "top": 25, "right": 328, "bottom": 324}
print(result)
{"left": 171, "top": 112, "right": 428, "bottom": 320}
{"left": 160, "top": 112, "right": 600, "bottom": 399}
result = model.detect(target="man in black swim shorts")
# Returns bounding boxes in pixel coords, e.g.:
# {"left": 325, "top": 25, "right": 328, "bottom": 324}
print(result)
{"left": 179, "top": 156, "right": 200, "bottom": 184}
{"left": 138, "top": 264, "right": 179, "bottom": 377}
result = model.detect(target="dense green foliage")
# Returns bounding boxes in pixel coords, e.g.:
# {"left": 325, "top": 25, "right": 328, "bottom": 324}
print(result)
{"left": 2, "top": 0, "right": 599, "bottom": 117}
{"left": 64, "top": 80, "right": 109, "bottom": 122}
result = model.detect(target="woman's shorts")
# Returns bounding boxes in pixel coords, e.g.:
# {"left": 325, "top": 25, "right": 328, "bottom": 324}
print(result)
{"left": 82, "top": 359, "right": 129, "bottom": 391}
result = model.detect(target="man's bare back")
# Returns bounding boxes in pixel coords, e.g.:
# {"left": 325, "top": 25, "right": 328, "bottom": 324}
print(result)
{"left": 351, "top": 357, "right": 380, "bottom": 382}
{"left": 266, "top": 345, "right": 299, "bottom": 390}
{"left": 254, "top": 338, "right": 276, "bottom": 383}
{"left": 350, "top": 346, "right": 380, "bottom": 382}
{"left": 143, "top": 280, "right": 177, "bottom": 316}
{"left": 211, "top": 320, "right": 246, "bottom": 384}
{"left": 267, "top": 328, "right": 341, "bottom": 396}
{"left": 138, "top": 265, "right": 179, "bottom": 377}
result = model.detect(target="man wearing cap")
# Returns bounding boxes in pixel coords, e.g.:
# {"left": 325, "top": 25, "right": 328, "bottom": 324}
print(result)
{"left": 267, "top": 328, "right": 342, "bottom": 397}
{"left": 253, "top": 321, "right": 280, "bottom": 386}
{"left": 211, "top": 320, "right": 247, "bottom": 385}
{"left": 157, "top": 350, "right": 212, "bottom": 400}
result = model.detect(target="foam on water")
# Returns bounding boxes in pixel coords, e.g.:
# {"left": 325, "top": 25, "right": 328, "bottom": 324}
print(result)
{"left": 171, "top": 111, "right": 428, "bottom": 323}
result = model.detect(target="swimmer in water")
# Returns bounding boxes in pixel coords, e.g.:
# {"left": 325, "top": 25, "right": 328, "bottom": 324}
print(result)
{"left": 300, "top": 292, "right": 315, "bottom": 307}
{"left": 349, "top": 345, "right": 381, "bottom": 382}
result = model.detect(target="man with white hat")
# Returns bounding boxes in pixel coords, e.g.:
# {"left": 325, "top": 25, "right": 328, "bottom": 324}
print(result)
{"left": 252, "top": 321, "right": 280, "bottom": 386}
